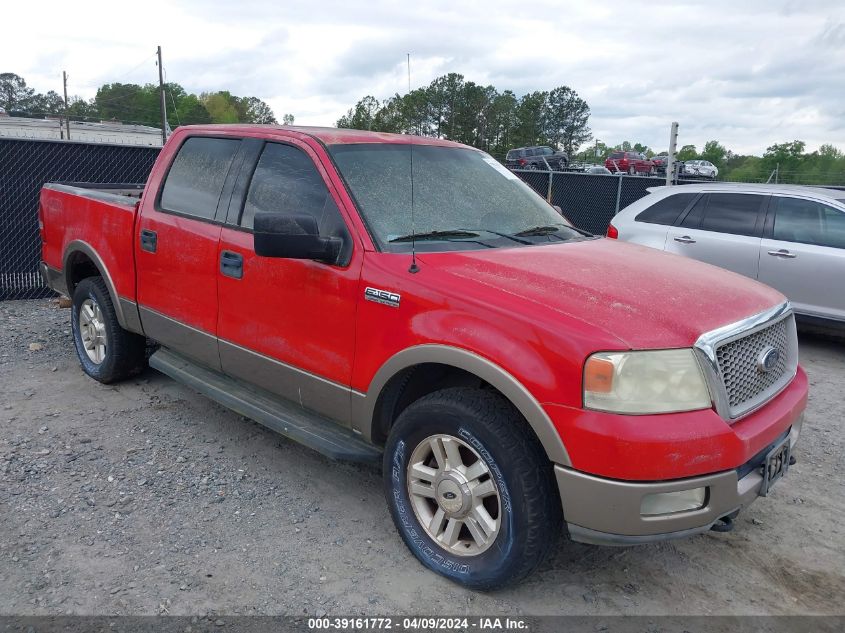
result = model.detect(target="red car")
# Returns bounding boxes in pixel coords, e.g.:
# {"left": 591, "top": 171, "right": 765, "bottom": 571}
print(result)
{"left": 39, "top": 125, "right": 806, "bottom": 589}
{"left": 606, "top": 150, "right": 656, "bottom": 175}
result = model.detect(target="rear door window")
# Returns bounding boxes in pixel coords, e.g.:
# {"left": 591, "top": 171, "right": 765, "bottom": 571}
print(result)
{"left": 635, "top": 192, "right": 697, "bottom": 225}
{"left": 773, "top": 197, "right": 845, "bottom": 249}
{"left": 159, "top": 137, "right": 240, "bottom": 220}
{"left": 697, "top": 193, "right": 764, "bottom": 236}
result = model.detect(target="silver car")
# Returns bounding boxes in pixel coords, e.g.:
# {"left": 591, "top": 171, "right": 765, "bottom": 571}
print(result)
{"left": 609, "top": 183, "right": 845, "bottom": 324}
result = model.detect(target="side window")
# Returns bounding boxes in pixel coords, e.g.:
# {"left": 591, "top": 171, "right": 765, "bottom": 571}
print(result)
{"left": 635, "top": 192, "right": 697, "bottom": 225}
{"left": 773, "top": 197, "right": 845, "bottom": 249}
{"left": 240, "top": 142, "right": 352, "bottom": 262}
{"left": 698, "top": 193, "right": 763, "bottom": 236}
{"left": 159, "top": 137, "right": 240, "bottom": 220}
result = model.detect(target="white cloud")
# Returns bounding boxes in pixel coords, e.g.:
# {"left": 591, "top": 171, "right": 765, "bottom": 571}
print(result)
{"left": 3, "top": 0, "right": 843, "bottom": 154}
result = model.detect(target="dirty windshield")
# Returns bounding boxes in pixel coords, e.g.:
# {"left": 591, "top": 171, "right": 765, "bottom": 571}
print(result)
{"left": 329, "top": 143, "right": 586, "bottom": 252}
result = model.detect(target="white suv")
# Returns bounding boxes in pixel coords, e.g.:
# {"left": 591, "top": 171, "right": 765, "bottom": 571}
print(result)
{"left": 608, "top": 183, "right": 845, "bottom": 325}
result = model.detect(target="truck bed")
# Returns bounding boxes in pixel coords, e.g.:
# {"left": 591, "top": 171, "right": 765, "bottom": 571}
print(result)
{"left": 39, "top": 182, "right": 142, "bottom": 304}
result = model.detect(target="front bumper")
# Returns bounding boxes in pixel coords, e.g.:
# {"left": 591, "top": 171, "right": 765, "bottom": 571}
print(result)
{"left": 557, "top": 416, "right": 802, "bottom": 545}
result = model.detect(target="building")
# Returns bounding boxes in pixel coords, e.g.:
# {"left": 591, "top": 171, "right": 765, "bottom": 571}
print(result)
{"left": 0, "top": 116, "right": 163, "bottom": 147}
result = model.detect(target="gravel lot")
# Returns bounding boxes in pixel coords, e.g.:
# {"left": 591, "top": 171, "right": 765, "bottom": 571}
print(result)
{"left": 1, "top": 299, "right": 844, "bottom": 617}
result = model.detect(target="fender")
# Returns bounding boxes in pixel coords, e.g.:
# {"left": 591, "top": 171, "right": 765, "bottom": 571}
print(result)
{"left": 351, "top": 344, "right": 572, "bottom": 466}
{"left": 62, "top": 240, "right": 144, "bottom": 335}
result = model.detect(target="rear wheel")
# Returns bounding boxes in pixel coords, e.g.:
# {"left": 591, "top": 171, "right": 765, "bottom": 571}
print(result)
{"left": 628, "top": 166, "right": 636, "bottom": 175}
{"left": 384, "top": 387, "right": 561, "bottom": 589}
{"left": 71, "top": 277, "right": 147, "bottom": 383}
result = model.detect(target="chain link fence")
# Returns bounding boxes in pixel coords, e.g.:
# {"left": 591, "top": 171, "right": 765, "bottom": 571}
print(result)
{"left": 515, "top": 170, "right": 694, "bottom": 235}
{"left": 0, "top": 138, "right": 159, "bottom": 300}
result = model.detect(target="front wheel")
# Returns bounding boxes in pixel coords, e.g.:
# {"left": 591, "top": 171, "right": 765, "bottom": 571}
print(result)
{"left": 71, "top": 277, "right": 147, "bottom": 383}
{"left": 383, "top": 388, "right": 561, "bottom": 589}
{"left": 628, "top": 166, "right": 636, "bottom": 175}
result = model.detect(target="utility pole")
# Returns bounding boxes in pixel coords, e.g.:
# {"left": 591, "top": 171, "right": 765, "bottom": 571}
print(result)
{"left": 62, "top": 71, "right": 71, "bottom": 140}
{"left": 666, "top": 121, "right": 679, "bottom": 186}
{"left": 157, "top": 46, "right": 167, "bottom": 145}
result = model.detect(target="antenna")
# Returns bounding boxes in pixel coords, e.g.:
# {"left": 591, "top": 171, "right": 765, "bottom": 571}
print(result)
{"left": 407, "top": 52, "right": 419, "bottom": 274}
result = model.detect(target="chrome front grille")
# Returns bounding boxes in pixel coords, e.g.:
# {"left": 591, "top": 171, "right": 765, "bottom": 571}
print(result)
{"left": 715, "top": 319, "right": 790, "bottom": 413}
{"left": 694, "top": 303, "right": 798, "bottom": 421}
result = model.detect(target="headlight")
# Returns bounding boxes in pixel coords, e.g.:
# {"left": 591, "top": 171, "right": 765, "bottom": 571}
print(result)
{"left": 583, "top": 349, "right": 711, "bottom": 414}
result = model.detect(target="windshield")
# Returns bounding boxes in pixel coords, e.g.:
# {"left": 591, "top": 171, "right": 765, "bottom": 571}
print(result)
{"left": 329, "top": 143, "right": 587, "bottom": 252}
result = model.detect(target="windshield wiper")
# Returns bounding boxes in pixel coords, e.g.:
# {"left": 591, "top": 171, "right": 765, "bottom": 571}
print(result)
{"left": 514, "top": 225, "right": 564, "bottom": 236}
{"left": 515, "top": 224, "right": 593, "bottom": 238}
{"left": 389, "top": 230, "right": 480, "bottom": 243}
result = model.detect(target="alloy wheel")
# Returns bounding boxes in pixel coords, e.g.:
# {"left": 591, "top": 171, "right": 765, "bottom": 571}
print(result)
{"left": 407, "top": 433, "right": 501, "bottom": 556}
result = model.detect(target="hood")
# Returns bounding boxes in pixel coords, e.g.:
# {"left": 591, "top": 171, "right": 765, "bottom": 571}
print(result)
{"left": 418, "top": 238, "right": 785, "bottom": 349}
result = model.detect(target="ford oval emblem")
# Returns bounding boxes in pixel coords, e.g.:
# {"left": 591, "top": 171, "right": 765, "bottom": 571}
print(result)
{"left": 757, "top": 347, "right": 780, "bottom": 374}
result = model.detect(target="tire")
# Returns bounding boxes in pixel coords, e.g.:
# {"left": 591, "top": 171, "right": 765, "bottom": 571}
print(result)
{"left": 526, "top": 163, "right": 538, "bottom": 171}
{"left": 628, "top": 166, "right": 636, "bottom": 176}
{"left": 71, "top": 276, "right": 147, "bottom": 384}
{"left": 649, "top": 166, "right": 657, "bottom": 176}
{"left": 383, "top": 387, "right": 561, "bottom": 590}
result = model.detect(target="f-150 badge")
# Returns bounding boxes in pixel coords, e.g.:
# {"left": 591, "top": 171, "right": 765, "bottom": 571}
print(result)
{"left": 365, "top": 287, "right": 401, "bottom": 308}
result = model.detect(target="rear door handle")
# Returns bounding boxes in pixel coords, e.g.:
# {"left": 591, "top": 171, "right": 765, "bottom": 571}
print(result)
{"left": 220, "top": 250, "right": 244, "bottom": 279}
{"left": 140, "top": 229, "right": 157, "bottom": 253}
{"left": 674, "top": 235, "right": 696, "bottom": 244}
{"left": 767, "top": 249, "right": 797, "bottom": 259}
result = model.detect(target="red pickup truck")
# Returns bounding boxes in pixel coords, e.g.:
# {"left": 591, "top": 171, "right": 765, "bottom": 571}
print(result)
{"left": 39, "top": 125, "right": 807, "bottom": 589}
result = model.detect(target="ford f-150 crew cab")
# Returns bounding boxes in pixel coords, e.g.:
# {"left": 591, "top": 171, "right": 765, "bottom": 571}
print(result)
{"left": 39, "top": 125, "right": 808, "bottom": 589}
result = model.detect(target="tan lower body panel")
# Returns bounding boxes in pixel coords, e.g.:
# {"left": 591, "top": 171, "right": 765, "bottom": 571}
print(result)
{"left": 558, "top": 418, "right": 803, "bottom": 545}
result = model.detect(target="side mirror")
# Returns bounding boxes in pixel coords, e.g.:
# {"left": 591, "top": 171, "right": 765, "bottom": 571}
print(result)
{"left": 254, "top": 212, "right": 340, "bottom": 263}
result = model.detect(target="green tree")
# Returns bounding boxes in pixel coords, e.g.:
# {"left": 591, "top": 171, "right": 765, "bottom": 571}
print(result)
{"left": 677, "top": 144, "right": 698, "bottom": 161}
{"left": 0, "top": 72, "right": 35, "bottom": 112}
{"left": 201, "top": 91, "right": 239, "bottom": 123}
{"left": 236, "top": 96, "right": 277, "bottom": 124}
{"left": 282, "top": 113, "right": 295, "bottom": 125}
{"left": 544, "top": 86, "right": 591, "bottom": 155}
{"left": 700, "top": 140, "right": 729, "bottom": 169}
{"left": 175, "top": 94, "right": 211, "bottom": 125}
{"left": 337, "top": 95, "right": 382, "bottom": 130}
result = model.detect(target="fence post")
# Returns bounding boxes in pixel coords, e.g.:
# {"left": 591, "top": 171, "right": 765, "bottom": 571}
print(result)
{"left": 547, "top": 171, "right": 554, "bottom": 203}
{"left": 614, "top": 174, "right": 623, "bottom": 215}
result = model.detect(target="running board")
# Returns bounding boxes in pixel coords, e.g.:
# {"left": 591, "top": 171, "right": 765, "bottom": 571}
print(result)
{"left": 149, "top": 348, "right": 382, "bottom": 464}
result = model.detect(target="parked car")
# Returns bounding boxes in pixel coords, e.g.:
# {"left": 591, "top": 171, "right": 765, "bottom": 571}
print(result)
{"left": 652, "top": 155, "right": 675, "bottom": 174}
{"left": 684, "top": 160, "right": 718, "bottom": 179}
{"left": 608, "top": 183, "right": 845, "bottom": 324}
{"left": 505, "top": 145, "right": 569, "bottom": 170}
{"left": 605, "top": 151, "right": 656, "bottom": 175}
{"left": 585, "top": 165, "right": 612, "bottom": 175}
{"left": 40, "top": 126, "right": 806, "bottom": 589}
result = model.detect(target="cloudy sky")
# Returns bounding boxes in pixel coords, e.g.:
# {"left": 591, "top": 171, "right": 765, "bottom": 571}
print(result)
{"left": 5, "top": 0, "right": 844, "bottom": 154}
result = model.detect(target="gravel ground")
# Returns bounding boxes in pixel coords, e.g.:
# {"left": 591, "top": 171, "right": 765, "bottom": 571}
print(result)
{"left": 1, "top": 299, "right": 844, "bottom": 617}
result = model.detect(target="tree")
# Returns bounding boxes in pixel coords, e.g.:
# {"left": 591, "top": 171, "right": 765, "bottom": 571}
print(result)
{"left": 282, "top": 113, "right": 295, "bottom": 125}
{"left": 202, "top": 91, "right": 239, "bottom": 123}
{"left": 545, "top": 86, "right": 591, "bottom": 155}
{"left": 677, "top": 144, "right": 698, "bottom": 161}
{"left": 28, "top": 90, "right": 65, "bottom": 116}
{"left": 701, "top": 140, "right": 728, "bottom": 168}
{"left": 337, "top": 95, "right": 381, "bottom": 130}
{"left": 0, "top": 72, "right": 35, "bottom": 112}
{"left": 175, "top": 94, "right": 211, "bottom": 125}
{"left": 237, "top": 96, "right": 277, "bottom": 124}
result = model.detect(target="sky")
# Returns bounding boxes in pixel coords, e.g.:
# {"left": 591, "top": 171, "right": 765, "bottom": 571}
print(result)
{"left": 4, "top": 0, "right": 844, "bottom": 155}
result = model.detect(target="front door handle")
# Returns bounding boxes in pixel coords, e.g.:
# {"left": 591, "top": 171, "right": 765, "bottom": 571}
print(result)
{"left": 768, "top": 249, "right": 797, "bottom": 259}
{"left": 674, "top": 235, "right": 696, "bottom": 244}
{"left": 220, "top": 250, "right": 244, "bottom": 279}
{"left": 140, "top": 229, "right": 157, "bottom": 253}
